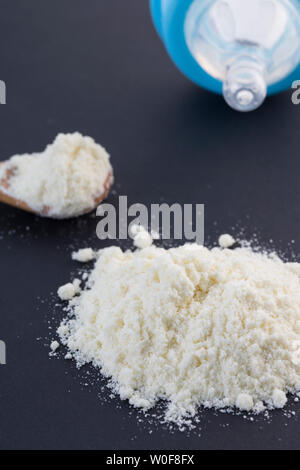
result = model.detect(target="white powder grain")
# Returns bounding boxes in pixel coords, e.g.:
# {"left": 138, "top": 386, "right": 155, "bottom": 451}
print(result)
{"left": 57, "top": 323, "right": 69, "bottom": 337}
{"left": 72, "top": 248, "right": 95, "bottom": 262}
{"left": 236, "top": 394, "right": 254, "bottom": 411}
{"left": 72, "top": 279, "right": 82, "bottom": 294}
{"left": 272, "top": 389, "right": 287, "bottom": 408}
{"left": 50, "top": 341, "right": 60, "bottom": 352}
{"left": 57, "top": 283, "right": 76, "bottom": 301}
{"left": 218, "top": 233, "right": 235, "bottom": 248}
{"left": 131, "top": 225, "right": 153, "bottom": 249}
{"left": 56, "top": 238, "right": 300, "bottom": 426}
{"left": 0, "top": 132, "right": 113, "bottom": 218}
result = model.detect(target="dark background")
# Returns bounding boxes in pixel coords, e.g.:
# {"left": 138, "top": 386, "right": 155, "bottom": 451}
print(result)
{"left": 0, "top": 0, "right": 300, "bottom": 450}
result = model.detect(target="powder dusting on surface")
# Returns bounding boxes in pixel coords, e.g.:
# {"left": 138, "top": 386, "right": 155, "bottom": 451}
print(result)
{"left": 54, "top": 233, "right": 300, "bottom": 427}
{"left": 0, "top": 132, "right": 113, "bottom": 218}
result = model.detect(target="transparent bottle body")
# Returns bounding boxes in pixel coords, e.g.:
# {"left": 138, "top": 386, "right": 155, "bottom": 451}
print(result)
{"left": 184, "top": 0, "right": 300, "bottom": 111}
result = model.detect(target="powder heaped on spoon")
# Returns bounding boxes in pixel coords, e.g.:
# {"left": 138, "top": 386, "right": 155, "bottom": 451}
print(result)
{"left": 0, "top": 132, "right": 113, "bottom": 218}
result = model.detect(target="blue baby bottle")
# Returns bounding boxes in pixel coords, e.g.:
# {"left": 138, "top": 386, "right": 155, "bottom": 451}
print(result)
{"left": 150, "top": 0, "right": 300, "bottom": 111}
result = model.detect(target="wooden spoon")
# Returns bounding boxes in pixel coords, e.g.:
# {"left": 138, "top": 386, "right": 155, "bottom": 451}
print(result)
{"left": 0, "top": 162, "right": 113, "bottom": 218}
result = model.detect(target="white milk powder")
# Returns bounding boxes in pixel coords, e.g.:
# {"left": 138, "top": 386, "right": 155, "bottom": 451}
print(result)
{"left": 50, "top": 340, "right": 60, "bottom": 353}
{"left": 57, "top": 283, "right": 76, "bottom": 301}
{"left": 72, "top": 248, "right": 96, "bottom": 262}
{"left": 0, "top": 132, "right": 113, "bottom": 218}
{"left": 55, "top": 235, "right": 300, "bottom": 426}
{"left": 131, "top": 224, "right": 153, "bottom": 249}
{"left": 218, "top": 233, "right": 235, "bottom": 248}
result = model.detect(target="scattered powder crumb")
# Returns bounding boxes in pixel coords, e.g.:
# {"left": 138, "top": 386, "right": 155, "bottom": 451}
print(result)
{"left": 50, "top": 340, "right": 60, "bottom": 352}
{"left": 57, "top": 283, "right": 76, "bottom": 301}
{"left": 72, "top": 248, "right": 95, "bottom": 262}
{"left": 54, "top": 233, "right": 300, "bottom": 428}
{"left": 131, "top": 225, "right": 153, "bottom": 249}
{"left": 218, "top": 233, "right": 235, "bottom": 248}
{"left": 57, "top": 323, "right": 69, "bottom": 337}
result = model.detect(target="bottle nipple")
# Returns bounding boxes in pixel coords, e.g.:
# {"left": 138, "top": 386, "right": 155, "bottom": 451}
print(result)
{"left": 223, "top": 58, "right": 267, "bottom": 111}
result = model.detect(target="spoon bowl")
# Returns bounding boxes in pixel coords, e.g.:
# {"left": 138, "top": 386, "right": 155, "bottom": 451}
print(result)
{"left": 0, "top": 162, "right": 113, "bottom": 218}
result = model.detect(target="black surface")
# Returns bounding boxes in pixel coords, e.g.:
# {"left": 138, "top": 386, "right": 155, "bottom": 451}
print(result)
{"left": 1, "top": 0, "right": 300, "bottom": 450}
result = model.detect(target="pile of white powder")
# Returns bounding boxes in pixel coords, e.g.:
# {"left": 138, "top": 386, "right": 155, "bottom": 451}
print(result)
{"left": 54, "top": 233, "right": 300, "bottom": 426}
{"left": 0, "top": 132, "right": 113, "bottom": 218}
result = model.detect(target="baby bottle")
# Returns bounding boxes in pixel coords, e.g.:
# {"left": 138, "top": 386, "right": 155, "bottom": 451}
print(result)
{"left": 150, "top": 0, "right": 300, "bottom": 111}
